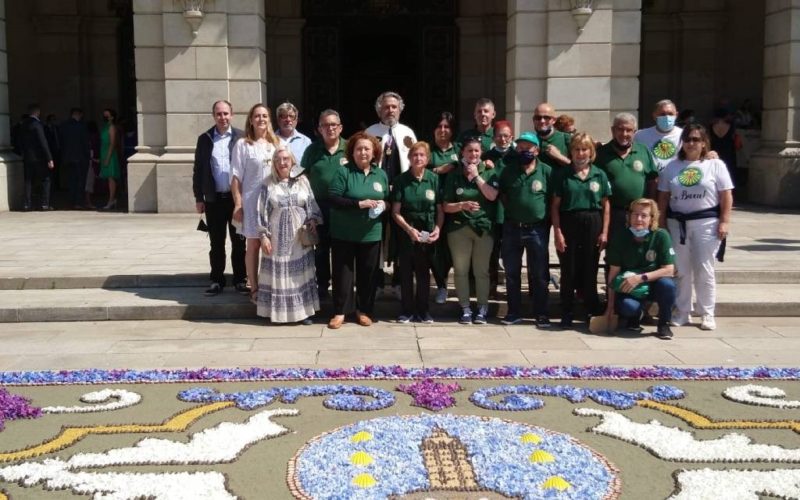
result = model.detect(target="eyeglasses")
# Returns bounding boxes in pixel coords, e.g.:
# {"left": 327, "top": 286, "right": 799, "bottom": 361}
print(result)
{"left": 630, "top": 212, "right": 652, "bottom": 219}
{"left": 533, "top": 115, "right": 554, "bottom": 121}
{"left": 320, "top": 123, "right": 341, "bottom": 129}
{"left": 684, "top": 137, "right": 703, "bottom": 143}
{"left": 495, "top": 134, "right": 512, "bottom": 139}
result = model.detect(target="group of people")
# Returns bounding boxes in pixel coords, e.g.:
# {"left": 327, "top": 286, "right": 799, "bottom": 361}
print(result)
{"left": 14, "top": 103, "right": 122, "bottom": 211}
{"left": 193, "top": 93, "right": 734, "bottom": 339}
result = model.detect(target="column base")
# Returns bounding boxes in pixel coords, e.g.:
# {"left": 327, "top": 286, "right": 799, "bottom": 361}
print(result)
{"left": 0, "top": 153, "right": 23, "bottom": 212}
{"left": 747, "top": 147, "right": 800, "bottom": 208}
{"left": 127, "top": 152, "right": 196, "bottom": 213}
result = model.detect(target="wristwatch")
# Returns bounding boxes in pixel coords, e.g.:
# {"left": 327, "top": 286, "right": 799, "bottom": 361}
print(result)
{"left": 640, "top": 273, "right": 649, "bottom": 282}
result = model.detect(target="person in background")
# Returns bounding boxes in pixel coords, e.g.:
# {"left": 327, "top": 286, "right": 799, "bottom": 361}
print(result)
{"left": 327, "top": 131, "right": 388, "bottom": 329}
{"left": 301, "top": 109, "right": 347, "bottom": 300}
{"left": 554, "top": 114, "right": 577, "bottom": 135}
{"left": 657, "top": 124, "right": 733, "bottom": 331}
{"left": 275, "top": 102, "right": 312, "bottom": 170}
{"left": 59, "top": 107, "right": 90, "bottom": 210}
{"left": 99, "top": 108, "right": 120, "bottom": 210}
{"left": 232, "top": 104, "right": 280, "bottom": 300}
{"left": 193, "top": 100, "right": 247, "bottom": 297}
{"left": 20, "top": 103, "right": 54, "bottom": 211}
{"left": 551, "top": 133, "right": 611, "bottom": 327}
{"left": 709, "top": 107, "right": 741, "bottom": 187}
{"left": 532, "top": 102, "right": 572, "bottom": 168}
{"left": 605, "top": 198, "right": 676, "bottom": 339}
{"left": 428, "top": 111, "right": 460, "bottom": 304}
{"left": 443, "top": 137, "right": 499, "bottom": 325}
{"left": 391, "top": 141, "right": 444, "bottom": 323}
{"left": 499, "top": 131, "right": 552, "bottom": 328}
{"left": 255, "top": 147, "right": 322, "bottom": 324}
{"left": 85, "top": 120, "right": 100, "bottom": 209}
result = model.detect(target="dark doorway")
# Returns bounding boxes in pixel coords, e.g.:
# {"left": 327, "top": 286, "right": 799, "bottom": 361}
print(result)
{"left": 302, "top": 1, "right": 457, "bottom": 138}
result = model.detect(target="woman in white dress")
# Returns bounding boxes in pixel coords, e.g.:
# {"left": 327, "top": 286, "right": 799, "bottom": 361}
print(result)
{"left": 231, "top": 104, "right": 280, "bottom": 298}
{"left": 256, "top": 148, "right": 322, "bottom": 324}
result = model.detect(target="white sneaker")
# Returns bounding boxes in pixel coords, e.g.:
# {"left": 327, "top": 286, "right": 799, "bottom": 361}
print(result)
{"left": 700, "top": 315, "right": 716, "bottom": 330}
{"left": 435, "top": 287, "right": 448, "bottom": 304}
{"left": 669, "top": 312, "right": 692, "bottom": 327}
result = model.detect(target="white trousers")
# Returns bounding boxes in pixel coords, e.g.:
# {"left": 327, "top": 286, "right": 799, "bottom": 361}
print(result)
{"left": 667, "top": 218, "right": 721, "bottom": 319}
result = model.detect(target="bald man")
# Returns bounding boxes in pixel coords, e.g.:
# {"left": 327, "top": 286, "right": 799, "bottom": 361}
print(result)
{"left": 532, "top": 103, "right": 572, "bottom": 168}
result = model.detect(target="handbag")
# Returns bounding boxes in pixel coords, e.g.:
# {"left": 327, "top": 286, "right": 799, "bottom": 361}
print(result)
{"left": 297, "top": 224, "right": 319, "bottom": 247}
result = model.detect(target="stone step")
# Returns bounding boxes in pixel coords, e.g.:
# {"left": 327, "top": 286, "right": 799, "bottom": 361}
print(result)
{"left": 2, "top": 284, "right": 799, "bottom": 323}
{"left": 2, "top": 268, "right": 796, "bottom": 291}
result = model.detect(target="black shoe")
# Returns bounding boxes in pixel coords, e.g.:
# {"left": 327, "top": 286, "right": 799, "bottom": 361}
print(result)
{"left": 318, "top": 289, "right": 330, "bottom": 300}
{"left": 501, "top": 314, "right": 522, "bottom": 326}
{"left": 559, "top": 313, "right": 573, "bottom": 328}
{"left": 234, "top": 282, "right": 250, "bottom": 295}
{"left": 22, "top": 204, "right": 31, "bottom": 212}
{"left": 536, "top": 315, "right": 551, "bottom": 328}
{"left": 626, "top": 315, "right": 642, "bottom": 331}
{"left": 204, "top": 283, "right": 222, "bottom": 296}
{"left": 656, "top": 324, "right": 673, "bottom": 340}
{"left": 300, "top": 317, "right": 313, "bottom": 326}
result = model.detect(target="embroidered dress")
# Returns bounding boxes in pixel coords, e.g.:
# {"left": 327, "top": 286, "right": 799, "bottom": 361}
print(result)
{"left": 232, "top": 139, "right": 276, "bottom": 238}
{"left": 255, "top": 175, "right": 322, "bottom": 322}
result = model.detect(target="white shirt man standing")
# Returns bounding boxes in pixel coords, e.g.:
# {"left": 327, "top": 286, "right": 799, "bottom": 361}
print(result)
{"left": 275, "top": 101, "right": 312, "bottom": 169}
{"left": 634, "top": 99, "right": 683, "bottom": 172}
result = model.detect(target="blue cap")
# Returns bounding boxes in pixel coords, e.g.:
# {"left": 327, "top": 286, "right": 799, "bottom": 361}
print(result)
{"left": 516, "top": 131, "right": 540, "bottom": 146}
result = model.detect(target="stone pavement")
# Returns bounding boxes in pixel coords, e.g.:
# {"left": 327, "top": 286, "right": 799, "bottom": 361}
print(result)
{"left": 0, "top": 205, "right": 798, "bottom": 371}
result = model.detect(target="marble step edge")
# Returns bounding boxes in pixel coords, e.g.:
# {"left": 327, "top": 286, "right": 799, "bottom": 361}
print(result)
{"left": 1, "top": 269, "right": 796, "bottom": 290}
{"left": 0, "top": 286, "right": 798, "bottom": 322}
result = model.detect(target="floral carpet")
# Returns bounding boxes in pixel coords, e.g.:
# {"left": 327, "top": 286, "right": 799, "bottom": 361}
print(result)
{"left": 1, "top": 366, "right": 800, "bottom": 499}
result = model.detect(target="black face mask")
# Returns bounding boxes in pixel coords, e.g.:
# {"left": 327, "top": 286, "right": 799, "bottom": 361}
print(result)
{"left": 536, "top": 128, "right": 552, "bottom": 137}
{"left": 103, "top": 117, "right": 111, "bottom": 123}
{"left": 612, "top": 139, "right": 631, "bottom": 151}
{"left": 518, "top": 150, "right": 537, "bottom": 164}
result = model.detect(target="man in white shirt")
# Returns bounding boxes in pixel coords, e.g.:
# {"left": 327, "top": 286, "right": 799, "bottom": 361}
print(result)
{"left": 634, "top": 99, "right": 683, "bottom": 172}
{"left": 275, "top": 102, "right": 312, "bottom": 168}
{"left": 192, "top": 100, "right": 247, "bottom": 296}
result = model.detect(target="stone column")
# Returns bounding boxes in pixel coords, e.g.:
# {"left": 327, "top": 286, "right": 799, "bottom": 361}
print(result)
{"left": 265, "top": 0, "right": 303, "bottom": 110}
{"left": 0, "top": 0, "right": 21, "bottom": 211}
{"left": 748, "top": 3, "right": 800, "bottom": 207}
{"left": 506, "top": 0, "right": 641, "bottom": 141}
{"left": 127, "top": 0, "right": 267, "bottom": 213}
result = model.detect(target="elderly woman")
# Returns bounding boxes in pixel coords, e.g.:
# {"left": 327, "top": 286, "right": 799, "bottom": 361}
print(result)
{"left": 657, "top": 124, "right": 733, "bottom": 331}
{"left": 605, "top": 198, "right": 676, "bottom": 339}
{"left": 552, "top": 132, "right": 611, "bottom": 327}
{"left": 428, "top": 111, "right": 460, "bottom": 304}
{"left": 255, "top": 148, "right": 322, "bottom": 324}
{"left": 391, "top": 141, "right": 444, "bottom": 323}
{"left": 232, "top": 104, "right": 280, "bottom": 298}
{"left": 327, "top": 131, "right": 389, "bottom": 329}
{"left": 443, "top": 137, "right": 499, "bottom": 324}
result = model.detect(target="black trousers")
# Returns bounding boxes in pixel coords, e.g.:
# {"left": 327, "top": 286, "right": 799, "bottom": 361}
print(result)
{"left": 558, "top": 210, "right": 602, "bottom": 315}
{"left": 23, "top": 161, "right": 50, "bottom": 208}
{"left": 398, "top": 241, "right": 434, "bottom": 316}
{"left": 315, "top": 202, "right": 332, "bottom": 293}
{"left": 206, "top": 193, "right": 246, "bottom": 287}
{"left": 331, "top": 238, "right": 381, "bottom": 315}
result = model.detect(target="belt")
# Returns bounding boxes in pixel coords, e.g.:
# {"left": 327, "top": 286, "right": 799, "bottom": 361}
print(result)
{"left": 506, "top": 221, "right": 545, "bottom": 229}
{"left": 215, "top": 191, "right": 232, "bottom": 198}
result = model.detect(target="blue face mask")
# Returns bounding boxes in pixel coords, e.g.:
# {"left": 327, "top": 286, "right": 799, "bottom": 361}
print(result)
{"left": 630, "top": 227, "right": 650, "bottom": 238}
{"left": 656, "top": 115, "right": 676, "bottom": 132}
{"left": 518, "top": 150, "right": 536, "bottom": 164}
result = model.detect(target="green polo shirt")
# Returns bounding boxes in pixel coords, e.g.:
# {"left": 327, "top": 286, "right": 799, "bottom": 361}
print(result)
{"left": 499, "top": 158, "right": 552, "bottom": 224}
{"left": 595, "top": 142, "right": 658, "bottom": 209}
{"left": 301, "top": 138, "right": 347, "bottom": 202}
{"left": 391, "top": 169, "right": 440, "bottom": 248}
{"left": 443, "top": 162, "right": 498, "bottom": 235}
{"left": 538, "top": 130, "right": 571, "bottom": 168}
{"left": 429, "top": 143, "right": 460, "bottom": 172}
{"left": 606, "top": 228, "right": 675, "bottom": 273}
{"left": 456, "top": 126, "right": 494, "bottom": 152}
{"left": 328, "top": 164, "right": 389, "bottom": 243}
{"left": 552, "top": 164, "right": 612, "bottom": 212}
{"left": 483, "top": 148, "right": 516, "bottom": 224}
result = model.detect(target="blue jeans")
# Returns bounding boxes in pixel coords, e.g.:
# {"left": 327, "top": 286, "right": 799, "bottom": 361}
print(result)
{"left": 502, "top": 222, "right": 550, "bottom": 317}
{"left": 614, "top": 277, "right": 676, "bottom": 325}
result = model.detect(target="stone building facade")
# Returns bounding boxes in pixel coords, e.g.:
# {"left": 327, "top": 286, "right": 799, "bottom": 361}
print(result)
{"left": 0, "top": 0, "right": 797, "bottom": 211}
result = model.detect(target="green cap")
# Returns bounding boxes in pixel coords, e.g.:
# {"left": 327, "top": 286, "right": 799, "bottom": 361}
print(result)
{"left": 516, "top": 131, "right": 540, "bottom": 146}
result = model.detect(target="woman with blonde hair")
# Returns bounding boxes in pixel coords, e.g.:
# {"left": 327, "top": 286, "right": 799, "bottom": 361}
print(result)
{"left": 231, "top": 104, "right": 280, "bottom": 299}
{"left": 604, "top": 198, "right": 676, "bottom": 339}
{"left": 255, "top": 147, "right": 322, "bottom": 324}
{"left": 551, "top": 132, "right": 611, "bottom": 327}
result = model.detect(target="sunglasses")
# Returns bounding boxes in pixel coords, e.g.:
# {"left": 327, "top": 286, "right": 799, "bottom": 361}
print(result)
{"left": 684, "top": 137, "right": 704, "bottom": 143}
{"left": 533, "top": 115, "right": 554, "bottom": 121}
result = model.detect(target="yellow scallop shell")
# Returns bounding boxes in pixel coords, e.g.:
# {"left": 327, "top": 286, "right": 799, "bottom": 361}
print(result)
{"left": 529, "top": 450, "right": 555, "bottom": 463}
{"left": 350, "top": 451, "right": 374, "bottom": 466}
{"left": 352, "top": 473, "right": 377, "bottom": 488}
{"left": 542, "top": 476, "right": 571, "bottom": 491}
{"left": 350, "top": 431, "right": 373, "bottom": 443}
{"left": 520, "top": 432, "right": 542, "bottom": 444}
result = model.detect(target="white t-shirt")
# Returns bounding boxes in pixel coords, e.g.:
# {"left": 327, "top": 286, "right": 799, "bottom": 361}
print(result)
{"left": 634, "top": 126, "right": 683, "bottom": 172}
{"left": 658, "top": 158, "right": 734, "bottom": 213}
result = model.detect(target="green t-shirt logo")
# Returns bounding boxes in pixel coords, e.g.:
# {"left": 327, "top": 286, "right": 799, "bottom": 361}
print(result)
{"left": 652, "top": 139, "right": 677, "bottom": 160}
{"left": 678, "top": 166, "right": 703, "bottom": 187}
